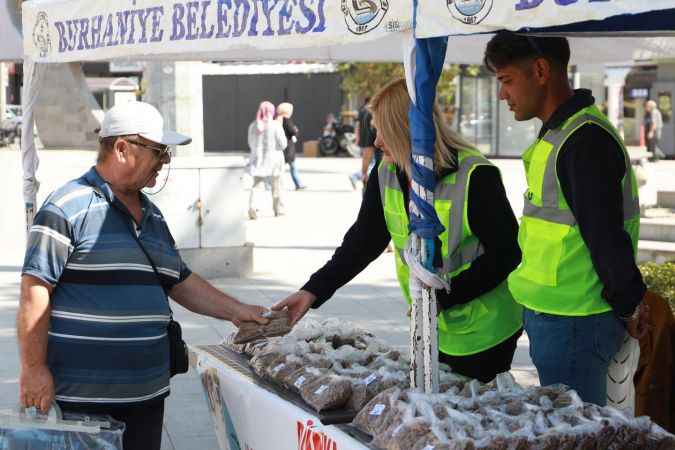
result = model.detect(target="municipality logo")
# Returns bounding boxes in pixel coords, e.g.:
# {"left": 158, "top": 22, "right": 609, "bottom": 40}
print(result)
{"left": 32, "top": 11, "right": 52, "bottom": 58}
{"left": 342, "top": 0, "right": 389, "bottom": 35}
{"left": 447, "top": 0, "right": 493, "bottom": 25}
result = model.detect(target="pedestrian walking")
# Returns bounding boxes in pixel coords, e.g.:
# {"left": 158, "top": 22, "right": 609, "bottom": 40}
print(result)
{"left": 277, "top": 102, "right": 306, "bottom": 190}
{"left": 247, "top": 101, "right": 288, "bottom": 219}
{"left": 645, "top": 99, "right": 665, "bottom": 161}
{"left": 349, "top": 97, "right": 381, "bottom": 191}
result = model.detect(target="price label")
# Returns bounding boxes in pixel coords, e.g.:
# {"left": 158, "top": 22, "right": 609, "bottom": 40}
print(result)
{"left": 369, "top": 404, "right": 386, "bottom": 416}
{"left": 364, "top": 373, "right": 378, "bottom": 385}
{"left": 272, "top": 363, "right": 285, "bottom": 374}
{"left": 314, "top": 385, "right": 329, "bottom": 395}
{"left": 294, "top": 376, "right": 306, "bottom": 388}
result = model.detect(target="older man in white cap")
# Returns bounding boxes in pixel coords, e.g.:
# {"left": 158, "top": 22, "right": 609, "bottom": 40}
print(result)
{"left": 17, "top": 101, "right": 268, "bottom": 450}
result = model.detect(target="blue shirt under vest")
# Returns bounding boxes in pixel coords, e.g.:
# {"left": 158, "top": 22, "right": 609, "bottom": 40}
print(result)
{"left": 22, "top": 167, "right": 191, "bottom": 406}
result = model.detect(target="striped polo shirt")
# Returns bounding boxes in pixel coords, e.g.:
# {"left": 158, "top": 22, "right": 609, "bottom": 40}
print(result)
{"left": 22, "top": 167, "right": 191, "bottom": 406}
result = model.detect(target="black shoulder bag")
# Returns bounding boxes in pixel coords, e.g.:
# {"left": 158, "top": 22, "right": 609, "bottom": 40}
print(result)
{"left": 104, "top": 196, "right": 189, "bottom": 378}
{"left": 131, "top": 235, "right": 189, "bottom": 378}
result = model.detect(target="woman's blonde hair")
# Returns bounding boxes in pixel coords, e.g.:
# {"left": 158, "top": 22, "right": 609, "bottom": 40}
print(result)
{"left": 369, "top": 78, "right": 475, "bottom": 177}
{"left": 277, "top": 102, "right": 294, "bottom": 118}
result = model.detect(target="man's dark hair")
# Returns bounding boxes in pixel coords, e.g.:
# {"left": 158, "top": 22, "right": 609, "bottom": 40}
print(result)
{"left": 484, "top": 31, "right": 570, "bottom": 73}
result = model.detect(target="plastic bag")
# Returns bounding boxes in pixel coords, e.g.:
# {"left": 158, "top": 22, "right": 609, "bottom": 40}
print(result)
{"left": 607, "top": 333, "right": 640, "bottom": 415}
{"left": 0, "top": 405, "right": 124, "bottom": 450}
{"left": 300, "top": 375, "right": 353, "bottom": 412}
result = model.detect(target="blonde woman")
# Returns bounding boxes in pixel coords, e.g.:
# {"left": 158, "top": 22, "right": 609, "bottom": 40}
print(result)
{"left": 276, "top": 102, "right": 306, "bottom": 190}
{"left": 274, "top": 79, "right": 523, "bottom": 382}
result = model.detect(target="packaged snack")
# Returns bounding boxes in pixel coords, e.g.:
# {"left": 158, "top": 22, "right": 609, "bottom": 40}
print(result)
{"left": 299, "top": 375, "right": 353, "bottom": 412}
{"left": 233, "top": 309, "right": 293, "bottom": 344}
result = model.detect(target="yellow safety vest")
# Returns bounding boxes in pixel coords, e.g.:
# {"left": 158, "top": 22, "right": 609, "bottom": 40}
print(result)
{"left": 379, "top": 148, "right": 522, "bottom": 356}
{"left": 508, "top": 105, "right": 640, "bottom": 316}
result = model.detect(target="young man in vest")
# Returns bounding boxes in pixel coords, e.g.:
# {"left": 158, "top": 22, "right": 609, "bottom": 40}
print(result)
{"left": 483, "top": 32, "right": 649, "bottom": 406}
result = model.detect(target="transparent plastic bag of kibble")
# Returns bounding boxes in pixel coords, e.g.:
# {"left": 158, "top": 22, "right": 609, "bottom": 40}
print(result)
{"left": 287, "top": 319, "right": 323, "bottom": 342}
{"left": 0, "top": 405, "right": 124, "bottom": 450}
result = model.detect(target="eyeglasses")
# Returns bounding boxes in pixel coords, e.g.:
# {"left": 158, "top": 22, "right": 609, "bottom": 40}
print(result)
{"left": 123, "top": 138, "right": 172, "bottom": 160}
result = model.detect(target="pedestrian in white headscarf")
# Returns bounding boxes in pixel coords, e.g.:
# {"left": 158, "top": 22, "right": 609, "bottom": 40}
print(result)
{"left": 247, "top": 101, "right": 287, "bottom": 219}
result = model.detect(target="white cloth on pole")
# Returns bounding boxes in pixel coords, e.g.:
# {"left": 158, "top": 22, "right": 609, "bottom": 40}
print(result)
{"left": 20, "top": 57, "right": 46, "bottom": 230}
{"left": 404, "top": 235, "right": 450, "bottom": 300}
{"left": 402, "top": 30, "right": 416, "bottom": 106}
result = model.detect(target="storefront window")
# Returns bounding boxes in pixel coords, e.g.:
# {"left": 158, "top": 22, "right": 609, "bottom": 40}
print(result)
{"left": 458, "top": 74, "right": 494, "bottom": 155}
{"left": 455, "top": 71, "right": 538, "bottom": 157}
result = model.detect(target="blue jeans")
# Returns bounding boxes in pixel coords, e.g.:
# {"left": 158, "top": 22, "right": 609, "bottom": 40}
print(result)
{"left": 523, "top": 308, "right": 626, "bottom": 406}
{"left": 288, "top": 161, "right": 305, "bottom": 189}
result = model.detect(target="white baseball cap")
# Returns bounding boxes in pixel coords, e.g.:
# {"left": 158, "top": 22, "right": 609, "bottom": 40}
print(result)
{"left": 99, "top": 101, "right": 191, "bottom": 146}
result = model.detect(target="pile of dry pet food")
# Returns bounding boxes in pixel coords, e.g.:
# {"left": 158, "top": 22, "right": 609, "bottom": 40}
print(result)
{"left": 352, "top": 376, "right": 675, "bottom": 449}
{"left": 224, "top": 318, "right": 416, "bottom": 412}
{"left": 224, "top": 318, "right": 675, "bottom": 449}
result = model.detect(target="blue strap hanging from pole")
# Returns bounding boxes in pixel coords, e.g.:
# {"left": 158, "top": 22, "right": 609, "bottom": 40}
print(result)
{"left": 408, "top": 36, "right": 448, "bottom": 270}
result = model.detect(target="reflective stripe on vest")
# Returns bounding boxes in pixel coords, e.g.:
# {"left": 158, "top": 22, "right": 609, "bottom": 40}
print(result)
{"left": 379, "top": 150, "right": 522, "bottom": 356}
{"left": 379, "top": 156, "right": 485, "bottom": 275}
{"left": 509, "top": 105, "right": 640, "bottom": 316}
{"left": 522, "top": 113, "right": 640, "bottom": 226}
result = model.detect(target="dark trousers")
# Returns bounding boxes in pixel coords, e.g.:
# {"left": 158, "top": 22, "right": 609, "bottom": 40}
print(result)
{"left": 647, "top": 137, "right": 665, "bottom": 161}
{"left": 438, "top": 329, "right": 523, "bottom": 383}
{"left": 60, "top": 399, "right": 165, "bottom": 450}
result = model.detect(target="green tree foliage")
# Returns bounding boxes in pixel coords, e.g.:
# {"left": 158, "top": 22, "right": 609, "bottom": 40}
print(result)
{"left": 337, "top": 63, "right": 463, "bottom": 106}
{"left": 639, "top": 262, "right": 675, "bottom": 313}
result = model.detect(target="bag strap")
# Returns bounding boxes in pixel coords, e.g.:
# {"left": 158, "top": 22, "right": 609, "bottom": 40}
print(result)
{"left": 118, "top": 204, "right": 175, "bottom": 317}
{"left": 93, "top": 186, "right": 174, "bottom": 316}
{"left": 127, "top": 220, "right": 169, "bottom": 296}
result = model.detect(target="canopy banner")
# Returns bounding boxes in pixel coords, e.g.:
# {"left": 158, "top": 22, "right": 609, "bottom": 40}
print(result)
{"left": 416, "top": 1, "right": 675, "bottom": 38}
{"left": 22, "top": 0, "right": 411, "bottom": 63}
